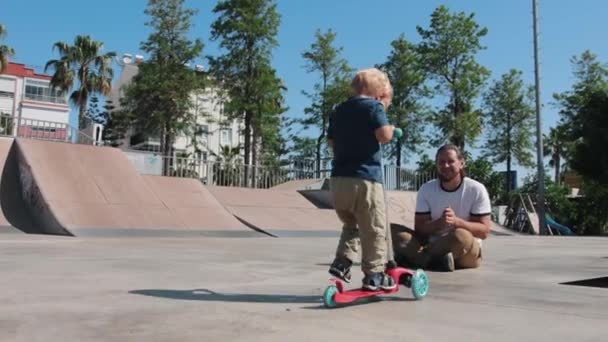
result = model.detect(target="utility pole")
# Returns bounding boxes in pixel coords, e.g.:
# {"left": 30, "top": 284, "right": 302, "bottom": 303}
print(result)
{"left": 532, "top": 0, "right": 547, "bottom": 235}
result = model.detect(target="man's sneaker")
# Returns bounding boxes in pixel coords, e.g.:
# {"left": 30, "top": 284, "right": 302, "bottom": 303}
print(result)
{"left": 432, "top": 252, "right": 455, "bottom": 272}
{"left": 329, "top": 258, "right": 352, "bottom": 283}
{"left": 362, "top": 272, "right": 397, "bottom": 291}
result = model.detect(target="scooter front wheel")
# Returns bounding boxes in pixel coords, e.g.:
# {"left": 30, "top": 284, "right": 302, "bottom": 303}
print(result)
{"left": 411, "top": 269, "right": 429, "bottom": 299}
{"left": 322, "top": 285, "right": 338, "bottom": 308}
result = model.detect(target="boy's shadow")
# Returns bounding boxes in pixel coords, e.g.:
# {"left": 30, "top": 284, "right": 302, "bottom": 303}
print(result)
{"left": 130, "top": 288, "right": 322, "bottom": 304}
{"left": 129, "top": 288, "right": 412, "bottom": 309}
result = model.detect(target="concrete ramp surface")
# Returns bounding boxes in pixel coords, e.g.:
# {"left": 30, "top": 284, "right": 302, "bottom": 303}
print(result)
{"left": 142, "top": 176, "right": 249, "bottom": 232}
{"left": 270, "top": 178, "right": 324, "bottom": 191}
{"left": 208, "top": 186, "right": 341, "bottom": 237}
{"left": 296, "top": 188, "right": 417, "bottom": 228}
{"left": 297, "top": 187, "right": 513, "bottom": 235}
{"left": 11, "top": 139, "right": 254, "bottom": 237}
{"left": 0, "top": 138, "right": 27, "bottom": 234}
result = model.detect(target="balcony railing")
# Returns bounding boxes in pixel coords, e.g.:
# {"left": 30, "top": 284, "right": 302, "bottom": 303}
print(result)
{"left": 0, "top": 114, "right": 95, "bottom": 145}
{"left": 23, "top": 94, "right": 68, "bottom": 105}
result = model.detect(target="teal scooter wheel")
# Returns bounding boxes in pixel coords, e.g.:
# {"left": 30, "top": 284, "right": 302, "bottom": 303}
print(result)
{"left": 322, "top": 285, "right": 338, "bottom": 308}
{"left": 411, "top": 269, "right": 429, "bottom": 300}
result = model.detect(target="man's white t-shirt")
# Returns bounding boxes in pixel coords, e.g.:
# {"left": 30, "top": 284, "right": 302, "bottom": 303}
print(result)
{"left": 415, "top": 177, "right": 491, "bottom": 245}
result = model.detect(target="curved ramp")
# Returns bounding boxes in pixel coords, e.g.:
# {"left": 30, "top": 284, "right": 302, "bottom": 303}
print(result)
{"left": 142, "top": 176, "right": 250, "bottom": 234}
{"left": 297, "top": 188, "right": 417, "bottom": 228}
{"left": 208, "top": 186, "right": 341, "bottom": 237}
{"left": 296, "top": 188, "right": 512, "bottom": 235}
{"left": 270, "top": 178, "right": 324, "bottom": 191}
{"left": 0, "top": 138, "right": 27, "bottom": 234}
{"left": 13, "top": 139, "right": 257, "bottom": 237}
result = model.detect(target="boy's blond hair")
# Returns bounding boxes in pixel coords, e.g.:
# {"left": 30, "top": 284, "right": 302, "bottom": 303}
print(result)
{"left": 351, "top": 68, "right": 392, "bottom": 98}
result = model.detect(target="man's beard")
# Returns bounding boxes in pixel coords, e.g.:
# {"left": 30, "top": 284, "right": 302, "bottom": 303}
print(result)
{"left": 438, "top": 171, "right": 460, "bottom": 182}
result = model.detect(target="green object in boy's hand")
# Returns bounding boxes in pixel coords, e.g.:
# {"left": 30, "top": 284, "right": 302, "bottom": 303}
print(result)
{"left": 393, "top": 127, "right": 403, "bottom": 140}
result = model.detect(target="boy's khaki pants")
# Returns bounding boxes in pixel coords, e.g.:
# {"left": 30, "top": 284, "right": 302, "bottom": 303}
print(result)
{"left": 392, "top": 226, "right": 482, "bottom": 269}
{"left": 330, "top": 177, "right": 387, "bottom": 275}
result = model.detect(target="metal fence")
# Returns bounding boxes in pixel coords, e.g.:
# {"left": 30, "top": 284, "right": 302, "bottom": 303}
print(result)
{"left": 144, "top": 153, "right": 435, "bottom": 190}
{"left": 0, "top": 114, "right": 95, "bottom": 145}
{"left": 0, "top": 113, "right": 435, "bottom": 190}
{"left": 148, "top": 156, "right": 332, "bottom": 189}
{"left": 383, "top": 165, "right": 436, "bottom": 191}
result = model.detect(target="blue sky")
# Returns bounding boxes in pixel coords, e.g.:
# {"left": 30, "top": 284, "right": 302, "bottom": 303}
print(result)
{"left": 2, "top": 0, "right": 607, "bottom": 180}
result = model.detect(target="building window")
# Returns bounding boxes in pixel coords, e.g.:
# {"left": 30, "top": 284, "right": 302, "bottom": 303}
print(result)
{"left": 198, "top": 124, "right": 209, "bottom": 135}
{"left": 196, "top": 150, "right": 208, "bottom": 162}
{"left": 31, "top": 126, "right": 57, "bottom": 133}
{"left": 220, "top": 128, "right": 232, "bottom": 146}
{"left": 0, "top": 91, "right": 13, "bottom": 99}
{"left": 24, "top": 80, "right": 67, "bottom": 104}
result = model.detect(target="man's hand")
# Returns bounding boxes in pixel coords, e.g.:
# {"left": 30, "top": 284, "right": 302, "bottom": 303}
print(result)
{"left": 442, "top": 207, "right": 462, "bottom": 229}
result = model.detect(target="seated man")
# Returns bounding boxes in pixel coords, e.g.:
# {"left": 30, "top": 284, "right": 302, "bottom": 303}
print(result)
{"left": 394, "top": 144, "right": 491, "bottom": 272}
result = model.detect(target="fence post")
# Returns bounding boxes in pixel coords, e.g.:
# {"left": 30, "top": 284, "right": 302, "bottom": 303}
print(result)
{"left": 15, "top": 108, "right": 22, "bottom": 138}
{"left": 205, "top": 160, "right": 212, "bottom": 185}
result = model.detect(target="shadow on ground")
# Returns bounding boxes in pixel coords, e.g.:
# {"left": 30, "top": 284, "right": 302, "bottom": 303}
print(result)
{"left": 130, "top": 288, "right": 322, "bottom": 304}
{"left": 129, "top": 288, "right": 414, "bottom": 309}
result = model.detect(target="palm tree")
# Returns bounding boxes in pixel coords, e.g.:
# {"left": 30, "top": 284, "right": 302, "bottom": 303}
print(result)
{"left": 543, "top": 126, "right": 571, "bottom": 184}
{"left": 0, "top": 24, "right": 15, "bottom": 73}
{"left": 44, "top": 35, "right": 116, "bottom": 128}
{"left": 218, "top": 144, "right": 241, "bottom": 164}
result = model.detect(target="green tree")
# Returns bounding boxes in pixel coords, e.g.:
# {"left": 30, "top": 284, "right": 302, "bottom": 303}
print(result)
{"left": 0, "top": 24, "right": 15, "bottom": 73}
{"left": 569, "top": 90, "right": 608, "bottom": 185}
{"left": 543, "top": 126, "right": 572, "bottom": 184}
{"left": 289, "top": 135, "right": 316, "bottom": 161}
{"left": 209, "top": 0, "right": 281, "bottom": 169}
{"left": 554, "top": 50, "right": 608, "bottom": 142}
{"left": 482, "top": 69, "right": 535, "bottom": 193}
{"left": 417, "top": 5, "right": 490, "bottom": 151}
{"left": 301, "top": 29, "right": 353, "bottom": 176}
{"left": 101, "top": 100, "right": 131, "bottom": 147}
{"left": 44, "top": 35, "right": 115, "bottom": 128}
{"left": 550, "top": 51, "right": 608, "bottom": 235}
{"left": 377, "top": 33, "right": 429, "bottom": 167}
{"left": 212, "top": 144, "right": 242, "bottom": 186}
{"left": 416, "top": 154, "right": 435, "bottom": 175}
{"left": 85, "top": 96, "right": 106, "bottom": 124}
{"left": 576, "top": 180, "right": 608, "bottom": 235}
{"left": 465, "top": 153, "right": 506, "bottom": 204}
{"left": 120, "top": 0, "right": 204, "bottom": 171}
{"left": 251, "top": 63, "right": 288, "bottom": 167}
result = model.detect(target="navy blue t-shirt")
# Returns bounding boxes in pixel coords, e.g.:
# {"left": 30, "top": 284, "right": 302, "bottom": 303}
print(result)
{"left": 327, "top": 96, "right": 389, "bottom": 183}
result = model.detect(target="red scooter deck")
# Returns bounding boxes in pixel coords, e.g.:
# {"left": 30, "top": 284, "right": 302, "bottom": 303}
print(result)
{"left": 323, "top": 267, "right": 428, "bottom": 307}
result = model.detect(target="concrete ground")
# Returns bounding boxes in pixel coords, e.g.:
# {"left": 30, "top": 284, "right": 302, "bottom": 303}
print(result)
{"left": 0, "top": 234, "right": 606, "bottom": 342}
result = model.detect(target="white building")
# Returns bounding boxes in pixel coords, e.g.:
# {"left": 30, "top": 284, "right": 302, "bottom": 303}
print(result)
{"left": 0, "top": 62, "right": 70, "bottom": 139}
{"left": 109, "top": 54, "right": 243, "bottom": 162}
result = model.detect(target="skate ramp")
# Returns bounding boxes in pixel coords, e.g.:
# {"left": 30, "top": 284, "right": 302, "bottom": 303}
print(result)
{"left": 207, "top": 186, "right": 341, "bottom": 237}
{"left": 297, "top": 188, "right": 417, "bottom": 228}
{"left": 142, "top": 175, "right": 250, "bottom": 234}
{"left": 14, "top": 139, "right": 255, "bottom": 237}
{"left": 297, "top": 188, "right": 513, "bottom": 236}
{"left": 0, "top": 138, "right": 27, "bottom": 234}
{"left": 270, "top": 178, "right": 324, "bottom": 191}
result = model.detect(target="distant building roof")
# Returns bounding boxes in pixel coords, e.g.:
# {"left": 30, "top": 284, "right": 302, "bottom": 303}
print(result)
{"left": 3, "top": 62, "right": 52, "bottom": 81}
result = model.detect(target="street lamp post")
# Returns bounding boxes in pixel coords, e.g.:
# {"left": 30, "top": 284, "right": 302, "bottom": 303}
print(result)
{"left": 532, "top": 0, "right": 547, "bottom": 235}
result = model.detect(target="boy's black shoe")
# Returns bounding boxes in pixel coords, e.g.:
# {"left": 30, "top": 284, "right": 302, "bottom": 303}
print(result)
{"left": 329, "top": 258, "right": 352, "bottom": 283}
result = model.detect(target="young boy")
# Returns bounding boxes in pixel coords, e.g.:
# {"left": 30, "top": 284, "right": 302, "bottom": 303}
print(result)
{"left": 326, "top": 68, "right": 402, "bottom": 291}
